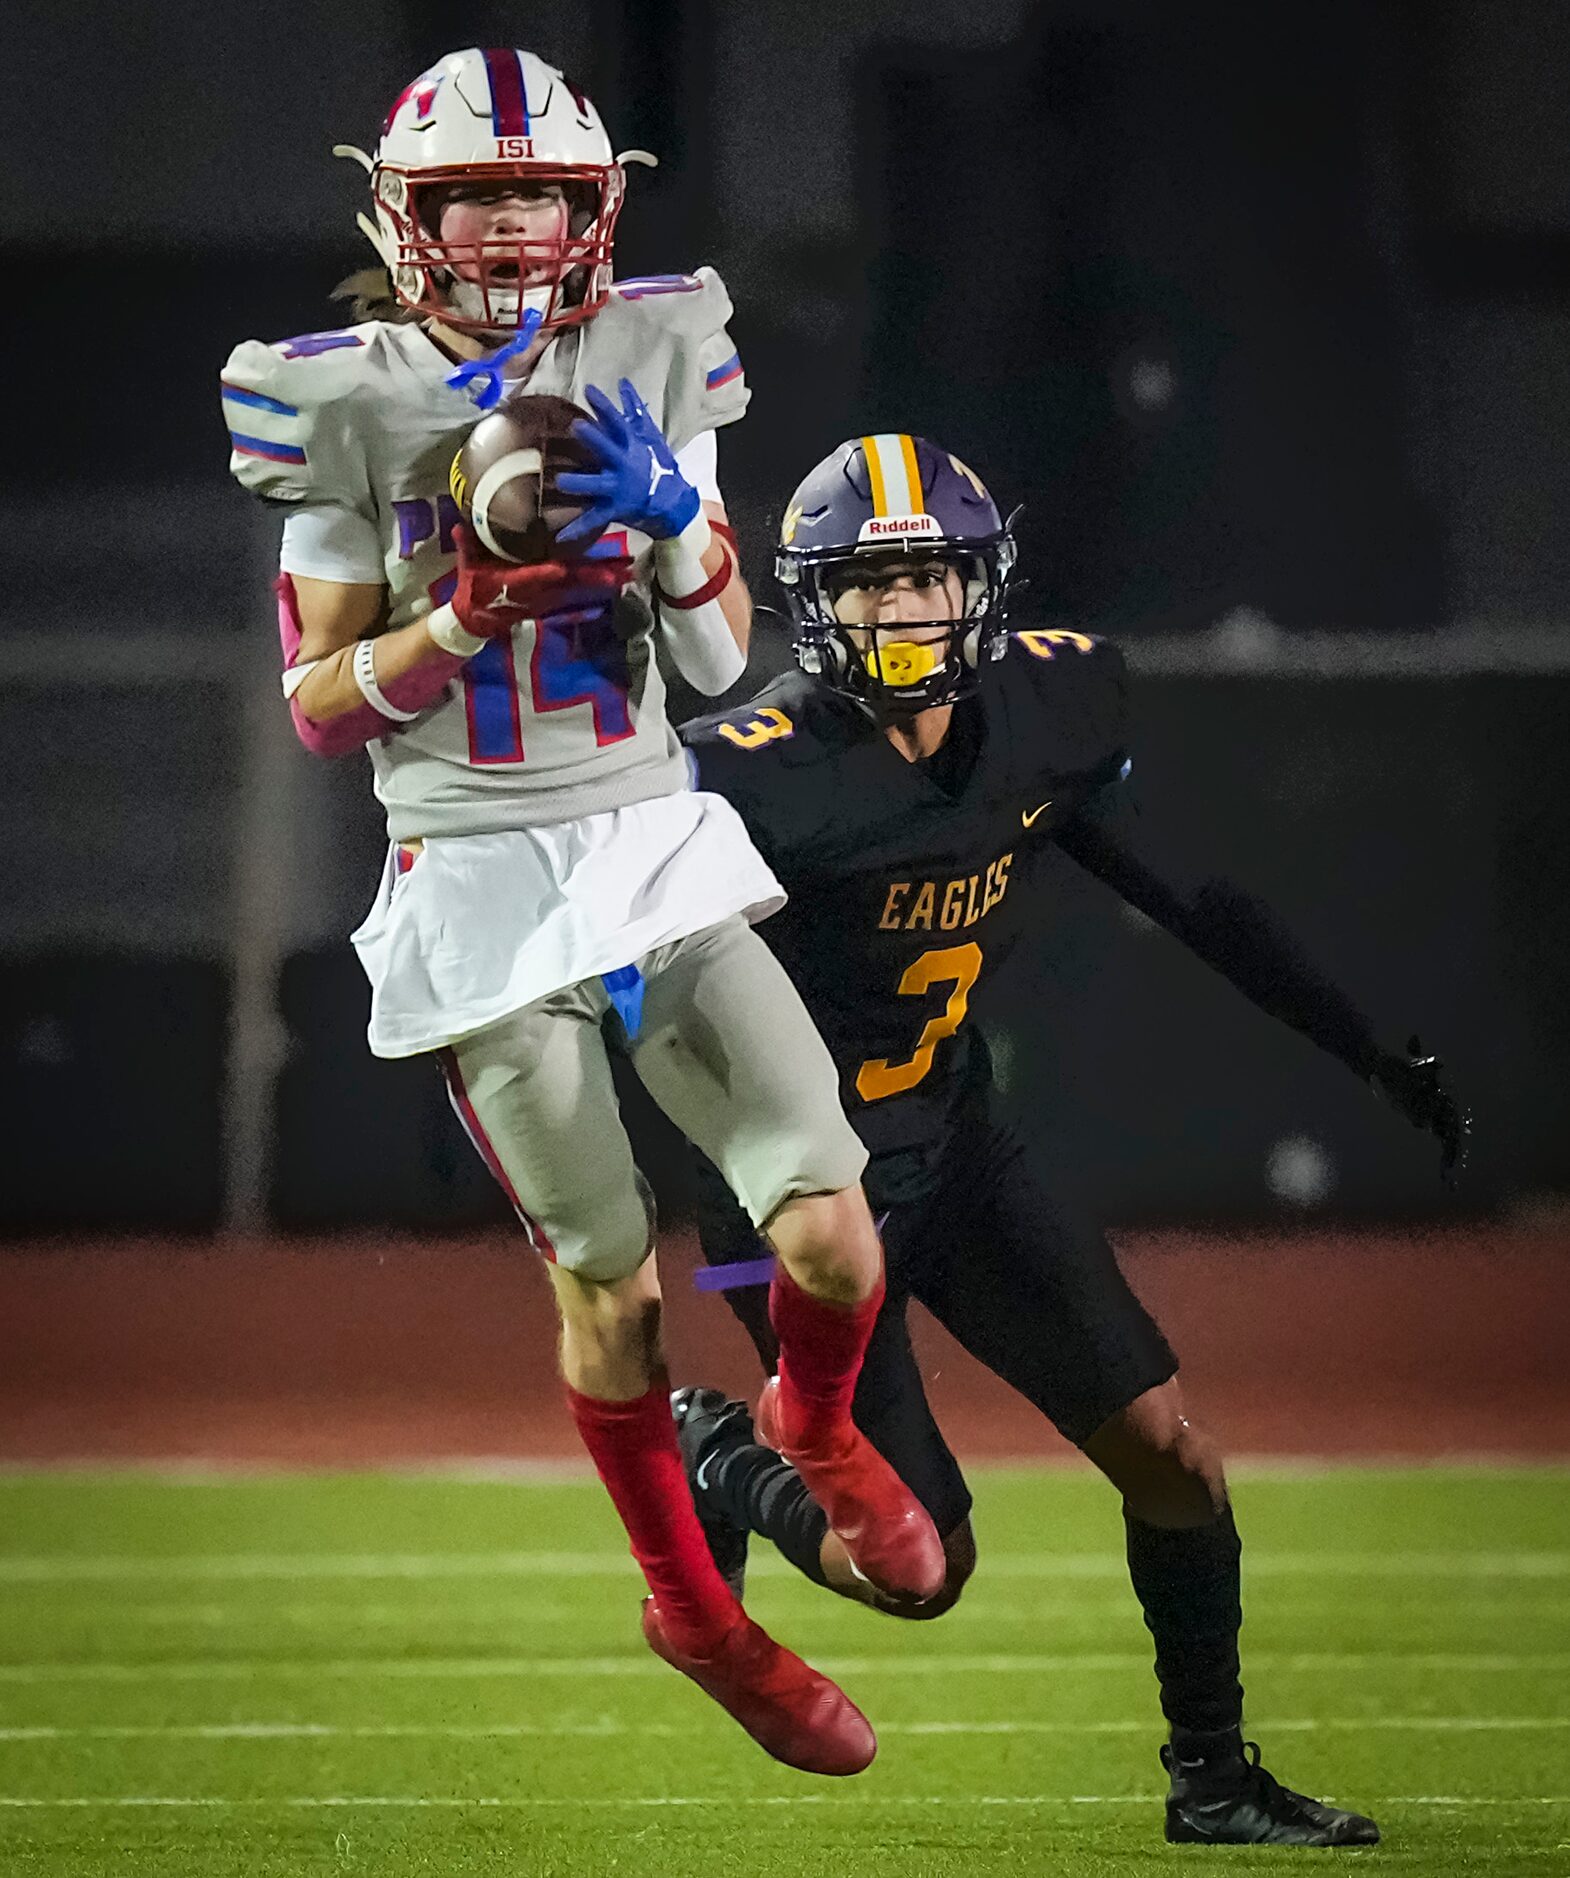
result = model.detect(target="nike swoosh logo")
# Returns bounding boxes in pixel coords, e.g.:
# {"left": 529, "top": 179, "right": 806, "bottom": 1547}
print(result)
{"left": 1021, "top": 799, "right": 1053, "bottom": 827}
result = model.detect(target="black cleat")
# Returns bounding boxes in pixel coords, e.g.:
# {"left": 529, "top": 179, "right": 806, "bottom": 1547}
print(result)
{"left": 1162, "top": 1739, "right": 1381, "bottom": 1847}
{"left": 671, "top": 1386, "right": 752, "bottom": 1600}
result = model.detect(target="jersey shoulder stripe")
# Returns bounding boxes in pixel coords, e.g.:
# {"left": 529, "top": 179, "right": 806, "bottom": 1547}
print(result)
{"left": 221, "top": 323, "right": 389, "bottom": 506}
{"left": 612, "top": 273, "right": 705, "bottom": 300}
{"left": 592, "top": 266, "right": 747, "bottom": 451}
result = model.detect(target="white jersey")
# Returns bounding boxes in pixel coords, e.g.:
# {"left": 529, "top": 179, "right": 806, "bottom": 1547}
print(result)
{"left": 222, "top": 269, "right": 748, "bottom": 840}
{"left": 223, "top": 271, "right": 781, "bottom": 1057}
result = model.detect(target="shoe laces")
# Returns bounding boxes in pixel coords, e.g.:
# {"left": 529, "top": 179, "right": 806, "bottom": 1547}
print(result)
{"left": 1240, "top": 1741, "right": 1295, "bottom": 1812}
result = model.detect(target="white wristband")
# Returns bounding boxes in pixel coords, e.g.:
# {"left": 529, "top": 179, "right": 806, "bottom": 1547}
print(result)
{"left": 426, "top": 602, "right": 488, "bottom": 659}
{"left": 653, "top": 509, "right": 715, "bottom": 598}
{"left": 352, "top": 637, "right": 421, "bottom": 722}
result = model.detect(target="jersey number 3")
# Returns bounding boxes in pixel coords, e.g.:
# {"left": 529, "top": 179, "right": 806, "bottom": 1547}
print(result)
{"left": 855, "top": 942, "right": 982, "bottom": 1103}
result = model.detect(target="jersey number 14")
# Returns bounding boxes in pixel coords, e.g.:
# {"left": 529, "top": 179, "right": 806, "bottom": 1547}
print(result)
{"left": 462, "top": 607, "right": 635, "bottom": 766}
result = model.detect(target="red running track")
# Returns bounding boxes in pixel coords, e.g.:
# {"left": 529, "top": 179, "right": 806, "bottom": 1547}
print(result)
{"left": 0, "top": 1227, "right": 1565, "bottom": 1466}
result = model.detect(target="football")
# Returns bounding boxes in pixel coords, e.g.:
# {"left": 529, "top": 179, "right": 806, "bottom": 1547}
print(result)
{"left": 449, "top": 393, "right": 594, "bottom": 562}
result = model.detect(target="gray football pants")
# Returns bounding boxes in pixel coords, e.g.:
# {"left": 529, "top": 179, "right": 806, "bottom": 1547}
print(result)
{"left": 439, "top": 915, "right": 867, "bottom": 1281}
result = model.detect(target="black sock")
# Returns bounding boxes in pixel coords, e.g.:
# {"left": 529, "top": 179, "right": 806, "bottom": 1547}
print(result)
{"left": 708, "top": 1440, "right": 830, "bottom": 1587}
{"left": 1124, "top": 1503, "right": 1244, "bottom": 1747}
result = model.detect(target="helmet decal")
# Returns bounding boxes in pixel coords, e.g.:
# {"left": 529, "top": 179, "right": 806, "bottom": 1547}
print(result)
{"left": 481, "top": 47, "right": 531, "bottom": 139}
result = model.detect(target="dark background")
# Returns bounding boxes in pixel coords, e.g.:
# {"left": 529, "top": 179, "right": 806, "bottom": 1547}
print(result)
{"left": 3, "top": 0, "right": 1567, "bottom": 1234}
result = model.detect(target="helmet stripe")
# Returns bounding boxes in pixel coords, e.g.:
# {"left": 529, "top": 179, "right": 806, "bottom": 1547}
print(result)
{"left": 898, "top": 434, "right": 923, "bottom": 510}
{"left": 862, "top": 433, "right": 920, "bottom": 517}
{"left": 862, "top": 434, "right": 891, "bottom": 515}
{"left": 483, "top": 48, "right": 531, "bottom": 137}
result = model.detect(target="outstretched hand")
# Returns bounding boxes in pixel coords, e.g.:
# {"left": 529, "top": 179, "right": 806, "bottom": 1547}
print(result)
{"left": 557, "top": 378, "right": 701, "bottom": 543}
{"left": 1370, "top": 1035, "right": 1470, "bottom": 1189}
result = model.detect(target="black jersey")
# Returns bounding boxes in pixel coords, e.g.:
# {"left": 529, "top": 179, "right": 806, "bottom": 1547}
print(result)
{"left": 684, "top": 630, "right": 1128, "bottom": 1174}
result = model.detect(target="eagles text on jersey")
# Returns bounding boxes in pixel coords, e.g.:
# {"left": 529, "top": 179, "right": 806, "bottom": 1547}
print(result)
{"left": 684, "top": 631, "right": 1128, "bottom": 1179}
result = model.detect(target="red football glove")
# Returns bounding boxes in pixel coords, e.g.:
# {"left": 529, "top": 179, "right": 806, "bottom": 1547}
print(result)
{"left": 452, "top": 523, "right": 634, "bottom": 639}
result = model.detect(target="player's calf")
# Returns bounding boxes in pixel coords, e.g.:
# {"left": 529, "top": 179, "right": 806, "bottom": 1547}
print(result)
{"left": 677, "top": 1386, "right": 970, "bottom": 1618}
{"left": 757, "top": 1193, "right": 944, "bottom": 1602}
{"left": 554, "top": 1265, "right": 739, "bottom": 1653}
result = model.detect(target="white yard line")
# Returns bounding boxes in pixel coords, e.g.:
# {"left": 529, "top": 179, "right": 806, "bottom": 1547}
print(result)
{"left": 0, "top": 1793, "right": 1566, "bottom": 1809}
{"left": 50, "top": 1589, "right": 1570, "bottom": 1630}
{"left": 0, "top": 1651, "right": 1563, "bottom": 1683}
{"left": 0, "top": 1716, "right": 1565, "bottom": 1742}
{"left": 0, "top": 1549, "right": 1565, "bottom": 1583}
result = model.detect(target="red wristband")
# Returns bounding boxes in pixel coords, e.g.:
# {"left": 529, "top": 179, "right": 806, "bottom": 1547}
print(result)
{"left": 656, "top": 552, "right": 734, "bottom": 612}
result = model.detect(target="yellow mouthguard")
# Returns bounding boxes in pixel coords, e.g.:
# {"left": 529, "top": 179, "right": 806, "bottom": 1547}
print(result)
{"left": 863, "top": 640, "right": 943, "bottom": 687}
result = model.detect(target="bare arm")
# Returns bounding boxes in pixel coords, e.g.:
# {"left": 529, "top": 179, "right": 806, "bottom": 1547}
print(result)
{"left": 649, "top": 498, "right": 750, "bottom": 695}
{"left": 281, "top": 543, "right": 632, "bottom": 756}
{"left": 289, "top": 576, "right": 472, "bottom": 724}
{"left": 703, "top": 500, "right": 752, "bottom": 658}
{"left": 280, "top": 572, "right": 485, "bottom": 758}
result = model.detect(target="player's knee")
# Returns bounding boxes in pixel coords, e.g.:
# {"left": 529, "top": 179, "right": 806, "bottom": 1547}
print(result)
{"left": 547, "top": 1183, "right": 657, "bottom": 1286}
{"left": 1086, "top": 1381, "right": 1227, "bottom": 1526}
{"left": 879, "top": 1520, "right": 977, "bottom": 1622}
{"left": 763, "top": 1180, "right": 880, "bottom": 1303}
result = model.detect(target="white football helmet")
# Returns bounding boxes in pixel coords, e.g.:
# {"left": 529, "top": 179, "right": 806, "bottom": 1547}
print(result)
{"left": 335, "top": 48, "right": 654, "bottom": 336}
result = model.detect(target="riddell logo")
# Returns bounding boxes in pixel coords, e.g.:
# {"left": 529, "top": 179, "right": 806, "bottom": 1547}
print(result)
{"left": 859, "top": 513, "right": 940, "bottom": 540}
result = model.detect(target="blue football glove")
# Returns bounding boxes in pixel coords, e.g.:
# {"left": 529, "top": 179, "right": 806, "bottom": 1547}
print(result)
{"left": 557, "top": 379, "right": 701, "bottom": 544}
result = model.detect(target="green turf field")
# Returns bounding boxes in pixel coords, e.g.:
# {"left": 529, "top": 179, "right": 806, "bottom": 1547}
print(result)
{"left": 0, "top": 1465, "right": 1566, "bottom": 1876}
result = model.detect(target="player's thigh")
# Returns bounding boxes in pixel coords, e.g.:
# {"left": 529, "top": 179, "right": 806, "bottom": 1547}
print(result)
{"left": 630, "top": 916, "right": 866, "bottom": 1228}
{"left": 911, "top": 1114, "right": 1177, "bottom": 1449}
{"left": 442, "top": 989, "right": 654, "bottom": 1282}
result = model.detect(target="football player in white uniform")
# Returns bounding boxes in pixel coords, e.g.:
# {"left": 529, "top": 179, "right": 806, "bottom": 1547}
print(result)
{"left": 221, "top": 48, "right": 944, "bottom": 1776}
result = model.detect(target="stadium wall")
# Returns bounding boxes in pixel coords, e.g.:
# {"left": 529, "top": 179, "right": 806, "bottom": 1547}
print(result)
{"left": 1, "top": 665, "right": 1561, "bottom": 1235}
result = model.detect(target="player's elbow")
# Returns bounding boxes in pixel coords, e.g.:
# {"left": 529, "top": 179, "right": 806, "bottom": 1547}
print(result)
{"left": 289, "top": 696, "right": 373, "bottom": 759}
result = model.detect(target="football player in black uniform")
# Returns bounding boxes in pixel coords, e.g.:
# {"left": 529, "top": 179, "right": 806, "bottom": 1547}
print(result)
{"left": 673, "top": 434, "right": 1467, "bottom": 1847}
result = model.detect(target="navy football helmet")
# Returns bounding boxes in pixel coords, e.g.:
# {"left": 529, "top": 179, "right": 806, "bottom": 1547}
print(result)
{"left": 776, "top": 433, "right": 1016, "bottom": 714}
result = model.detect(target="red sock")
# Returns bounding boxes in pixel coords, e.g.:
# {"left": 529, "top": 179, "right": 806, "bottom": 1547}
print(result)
{"left": 769, "top": 1264, "right": 885, "bottom": 1444}
{"left": 566, "top": 1376, "right": 739, "bottom": 1649}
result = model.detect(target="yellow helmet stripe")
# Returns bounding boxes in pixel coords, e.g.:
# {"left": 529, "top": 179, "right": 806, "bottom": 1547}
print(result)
{"left": 861, "top": 433, "right": 921, "bottom": 517}
{"left": 861, "top": 434, "right": 891, "bottom": 515}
